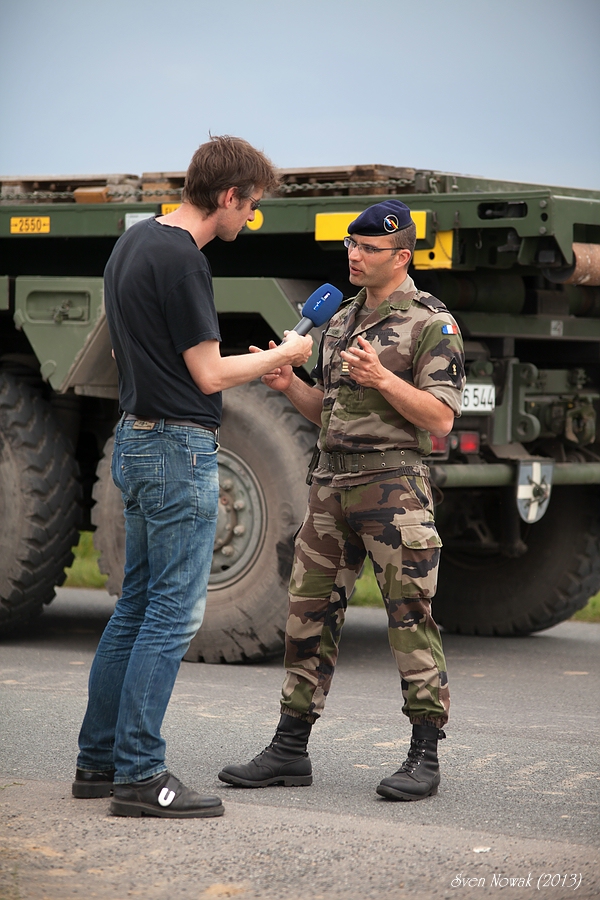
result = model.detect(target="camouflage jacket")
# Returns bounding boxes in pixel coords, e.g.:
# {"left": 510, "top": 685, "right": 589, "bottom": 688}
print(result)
{"left": 311, "top": 274, "right": 465, "bottom": 487}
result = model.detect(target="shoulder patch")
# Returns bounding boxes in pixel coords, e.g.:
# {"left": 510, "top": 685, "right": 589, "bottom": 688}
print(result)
{"left": 447, "top": 356, "right": 464, "bottom": 386}
{"left": 415, "top": 292, "right": 448, "bottom": 312}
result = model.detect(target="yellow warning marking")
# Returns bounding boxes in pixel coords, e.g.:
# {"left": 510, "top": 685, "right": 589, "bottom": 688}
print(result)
{"left": 315, "top": 209, "right": 428, "bottom": 241}
{"left": 246, "top": 209, "right": 264, "bottom": 231}
{"left": 409, "top": 210, "right": 427, "bottom": 239}
{"left": 315, "top": 212, "right": 361, "bottom": 241}
{"left": 413, "top": 229, "right": 454, "bottom": 269}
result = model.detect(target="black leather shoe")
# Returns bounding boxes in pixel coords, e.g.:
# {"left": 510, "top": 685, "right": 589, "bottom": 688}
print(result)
{"left": 72, "top": 768, "right": 115, "bottom": 798}
{"left": 376, "top": 725, "right": 446, "bottom": 801}
{"left": 110, "top": 771, "right": 224, "bottom": 818}
{"left": 218, "top": 714, "right": 313, "bottom": 788}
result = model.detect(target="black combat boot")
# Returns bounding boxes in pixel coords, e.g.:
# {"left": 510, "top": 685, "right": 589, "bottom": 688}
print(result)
{"left": 376, "top": 724, "right": 445, "bottom": 801}
{"left": 218, "top": 714, "right": 313, "bottom": 787}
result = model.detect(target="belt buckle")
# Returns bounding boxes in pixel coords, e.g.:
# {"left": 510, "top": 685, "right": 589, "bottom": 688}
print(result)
{"left": 332, "top": 452, "right": 346, "bottom": 474}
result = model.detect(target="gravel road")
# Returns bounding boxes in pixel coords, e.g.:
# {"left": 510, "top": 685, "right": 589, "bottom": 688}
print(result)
{"left": 1, "top": 588, "right": 598, "bottom": 899}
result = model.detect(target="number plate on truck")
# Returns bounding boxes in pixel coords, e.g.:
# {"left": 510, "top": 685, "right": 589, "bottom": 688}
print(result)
{"left": 461, "top": 383, "right": 495, "bottom": 413}
{"left": 10, "top": 216, "right": 50, "bottom": 234}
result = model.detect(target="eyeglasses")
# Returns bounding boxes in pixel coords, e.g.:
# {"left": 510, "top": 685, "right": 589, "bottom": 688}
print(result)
{"left": 249, "top": 196, "right": 261, "bottom": 212}
{"left": 343, "top": 236, "right": 398, "bottom": 256}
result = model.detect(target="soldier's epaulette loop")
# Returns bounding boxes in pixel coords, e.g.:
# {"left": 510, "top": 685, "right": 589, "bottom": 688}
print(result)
{"left": 415, "top": 292, "right": 448, "bottom": 313}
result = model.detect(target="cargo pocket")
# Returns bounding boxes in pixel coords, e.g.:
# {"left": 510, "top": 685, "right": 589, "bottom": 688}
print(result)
{"left": 400, "top": 523, "right": 443, "bottom": 550}
{"left": 399, "top": 523, "right": 443, "bottom": 599}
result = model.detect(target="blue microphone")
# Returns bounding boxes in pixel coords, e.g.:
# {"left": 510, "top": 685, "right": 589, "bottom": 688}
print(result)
{"left": 291, "top": 283, "right": 343, "bottom": 336}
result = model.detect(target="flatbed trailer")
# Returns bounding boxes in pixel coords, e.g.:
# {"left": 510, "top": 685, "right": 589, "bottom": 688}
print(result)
{"left": 1, "top": 164, "right": 600, "bottom": 659}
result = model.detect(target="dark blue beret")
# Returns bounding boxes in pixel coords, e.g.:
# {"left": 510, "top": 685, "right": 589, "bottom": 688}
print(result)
{"left": 348, "top": 200, "right": 413, "bottom": 236}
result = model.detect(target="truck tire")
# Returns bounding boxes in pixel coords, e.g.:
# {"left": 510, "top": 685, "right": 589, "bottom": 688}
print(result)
{"left": 0, "top": 372, "right": 81, "bottom": 633}
{"left": 434, "top": 486, "right": 600, "bottom": 635}
{"left": 92, "top": 381, "right": 318, "bottom": 661}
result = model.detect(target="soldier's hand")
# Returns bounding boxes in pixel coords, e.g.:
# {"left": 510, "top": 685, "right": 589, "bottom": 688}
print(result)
{"left": 250, "top": 341, "right": 294, "bottom": 391}
{"left": 340, "top": 336, "right": 387, "bottom": 389}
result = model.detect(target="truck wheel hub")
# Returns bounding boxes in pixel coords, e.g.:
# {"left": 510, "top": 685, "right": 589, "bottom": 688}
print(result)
{"left": 210, "top": 448, "right": 266, "bottom": 587}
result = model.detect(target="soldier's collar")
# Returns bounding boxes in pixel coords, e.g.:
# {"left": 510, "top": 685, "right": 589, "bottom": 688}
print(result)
{"left": 387, "top": 274, "right": 418, "bottom": 311}
{"left": 345, "top": 276, "right": 418, "bottom": 316}
{"left": 345, "top": 289, "right": 367, "bottom": 308}
{"left": 347, "top": 276, "right": 418, "bottom": 318}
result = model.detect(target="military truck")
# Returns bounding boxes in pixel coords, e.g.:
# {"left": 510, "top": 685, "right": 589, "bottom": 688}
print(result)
{"left": 2, "top": 164, "right": 600, "bottom": 661}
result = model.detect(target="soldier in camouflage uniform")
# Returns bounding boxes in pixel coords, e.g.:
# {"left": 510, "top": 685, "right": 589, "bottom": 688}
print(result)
{"left": 219, "top": 200, "right": 465, "bottom": 801}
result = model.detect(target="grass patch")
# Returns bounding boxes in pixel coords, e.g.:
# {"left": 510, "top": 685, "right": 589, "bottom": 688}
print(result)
{"left": 63, "top": 530, "right": 388, "bottom": 600}
{"left": 571, "top": 591, "right": 600, "bottom": 623}
{"left": 61, "top": 530, "right": 600, "bottom": 622}
{"left": 348, "top": 557, "right": 600, "bottom": 623}
{"left": 348, "top": 557, "right": 384, "bottom": 608}
{"left": 63, "top": 531, "right": 108, "bottom": 589}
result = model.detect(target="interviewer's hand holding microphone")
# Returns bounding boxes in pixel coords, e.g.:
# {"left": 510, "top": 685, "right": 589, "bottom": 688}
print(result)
{"left": 250, "top": 284, "right": 343, "bottom": 392}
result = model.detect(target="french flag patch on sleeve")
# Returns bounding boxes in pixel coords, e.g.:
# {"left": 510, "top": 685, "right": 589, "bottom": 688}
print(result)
{"left": 442, "top": 323, "right": 459, "bottom": 334}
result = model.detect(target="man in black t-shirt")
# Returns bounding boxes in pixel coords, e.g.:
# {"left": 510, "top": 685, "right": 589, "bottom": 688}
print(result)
{"left": 73, "top": 136, "right": 313, "bottom": 820}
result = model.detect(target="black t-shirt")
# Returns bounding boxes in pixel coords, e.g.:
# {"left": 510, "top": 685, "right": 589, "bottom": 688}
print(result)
{"left": 104, "top": 217, "right": 222, "bottom": 428}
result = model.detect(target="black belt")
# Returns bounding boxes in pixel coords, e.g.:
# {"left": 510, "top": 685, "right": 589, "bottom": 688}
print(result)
{"left": 318, "top": 447, "right": 424, "bottom": 475}
{"left": 124, "top": 414, "right": 217, "bottom": 434}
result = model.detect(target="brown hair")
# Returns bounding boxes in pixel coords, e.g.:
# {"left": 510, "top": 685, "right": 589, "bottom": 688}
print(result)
{"left": 391, "top": 220, "right": 417, "bottom": 255}
{"left": 182, "top": 135, "right": 279, "bottom": 214}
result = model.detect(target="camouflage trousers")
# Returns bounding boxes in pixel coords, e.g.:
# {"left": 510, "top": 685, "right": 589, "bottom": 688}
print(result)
{"left": 280, "top": 474, "right": 450, "bottom": 727}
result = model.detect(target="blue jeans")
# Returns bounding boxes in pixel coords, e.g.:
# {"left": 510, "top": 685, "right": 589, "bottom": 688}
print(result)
{"left": 77, "top": 418, "right": 219, "bottom": 783}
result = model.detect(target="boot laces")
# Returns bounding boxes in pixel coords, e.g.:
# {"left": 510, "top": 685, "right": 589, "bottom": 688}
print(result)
{"left": 253, "top": 741, "right": 277, "bottom": 762}
{"left": 397, "top": 739, "right": 427, "bottom": 775}
{"left": 252, "top": 731, "right": 285, "bottom": 762}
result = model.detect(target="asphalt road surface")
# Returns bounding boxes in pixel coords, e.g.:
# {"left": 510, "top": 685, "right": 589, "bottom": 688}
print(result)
{"left": 1, "top": 588, "right": 599, "bottom": 900}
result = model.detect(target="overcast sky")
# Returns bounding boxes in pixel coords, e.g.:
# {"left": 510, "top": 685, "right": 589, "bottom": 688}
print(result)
{"left": 1, "top": 0, "right": 598, "bottom": 189}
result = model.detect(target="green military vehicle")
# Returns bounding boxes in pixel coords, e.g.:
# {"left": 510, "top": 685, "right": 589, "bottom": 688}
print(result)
{"left": 1, "top": 164, "right": 600, "bottom": 660}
